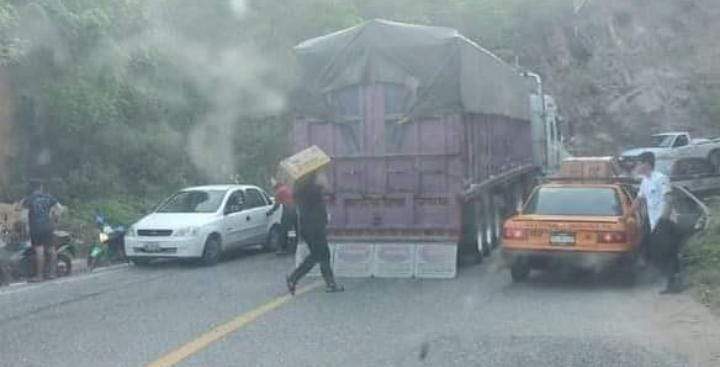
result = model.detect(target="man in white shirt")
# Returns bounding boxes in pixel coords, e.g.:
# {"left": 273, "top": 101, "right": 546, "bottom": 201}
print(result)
{"left": 628, "top": 152, "right": 682, "bottom": 294}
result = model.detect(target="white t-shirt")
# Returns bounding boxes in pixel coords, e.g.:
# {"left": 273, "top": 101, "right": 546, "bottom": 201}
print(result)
{"left": 638, "top": 171, "right": 671, "bottom": 230}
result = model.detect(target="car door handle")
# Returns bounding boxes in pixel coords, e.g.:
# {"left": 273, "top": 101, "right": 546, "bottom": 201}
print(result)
{"left": 246, "top": 216, "right": 251, "bottom": 221}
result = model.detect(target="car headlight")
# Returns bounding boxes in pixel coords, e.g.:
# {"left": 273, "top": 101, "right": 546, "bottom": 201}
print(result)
{"left": 174, "top": 227, "right": 200, "bottom": 237}
{"left": 126, "top": 227, "right": 137, "bottom": 237}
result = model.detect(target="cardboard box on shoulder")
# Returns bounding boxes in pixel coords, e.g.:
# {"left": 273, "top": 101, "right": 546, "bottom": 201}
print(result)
{"left": 279, "top": 146, "right": 331, "bottom": 183}
{"left": 558, "top": 157, "right": 620, "bottom": 180}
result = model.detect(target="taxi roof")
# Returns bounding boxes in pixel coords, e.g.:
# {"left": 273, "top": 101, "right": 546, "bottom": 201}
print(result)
{"left": 549, "top": 156, "right": 635, "bottom": 185}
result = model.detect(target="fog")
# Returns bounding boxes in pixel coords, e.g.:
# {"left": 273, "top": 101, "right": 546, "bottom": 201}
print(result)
{"left": 9, "top": 0, "right": 285, "bottom": 186}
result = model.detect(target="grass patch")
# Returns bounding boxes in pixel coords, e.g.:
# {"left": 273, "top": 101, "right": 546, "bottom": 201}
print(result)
{"left": 684, "top": 198, "right": 720, "bottom": 314}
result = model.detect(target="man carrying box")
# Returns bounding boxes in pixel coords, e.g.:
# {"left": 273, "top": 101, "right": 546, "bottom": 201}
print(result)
{"left": 286, "top": 171, "right": 343, "bottom": 294}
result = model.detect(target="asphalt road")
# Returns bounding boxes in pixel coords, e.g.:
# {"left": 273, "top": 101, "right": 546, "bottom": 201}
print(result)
{"left": 1, "top": 249, "right": 719, "bottom": 367}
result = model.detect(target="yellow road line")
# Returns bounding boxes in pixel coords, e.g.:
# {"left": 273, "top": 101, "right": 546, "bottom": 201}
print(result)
{"left": 146, "top": 281, "right": 322, "bottom": 367}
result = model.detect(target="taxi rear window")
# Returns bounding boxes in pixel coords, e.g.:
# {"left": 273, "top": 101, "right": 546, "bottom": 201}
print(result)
{"left": 524, "top": 187, "right": 622, "bottom": 216}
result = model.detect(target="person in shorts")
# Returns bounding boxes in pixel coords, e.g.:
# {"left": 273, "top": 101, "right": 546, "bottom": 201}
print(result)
{"left": 20, "top": 181, "right": 61, "bottom": 282}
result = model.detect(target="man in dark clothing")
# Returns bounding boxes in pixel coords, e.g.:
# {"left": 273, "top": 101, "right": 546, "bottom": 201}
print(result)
{"left": 286, "top": 172, "right": 343, "bottom": 294}
{"left": 21, "top": 181, "right": 60, "bottom": 282}
{"left": 651, "top": 218, "right": 683, "bottom": 293}
{"left": 267, "top": 178, "right": 297, "bottom": 255}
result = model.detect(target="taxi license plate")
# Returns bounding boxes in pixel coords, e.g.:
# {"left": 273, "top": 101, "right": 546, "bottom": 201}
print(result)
{"left": 550, "top": 233, "right": 575, "bottom": 246}
{"left": 143, "top": 242, "right": 161, "bottom": 252}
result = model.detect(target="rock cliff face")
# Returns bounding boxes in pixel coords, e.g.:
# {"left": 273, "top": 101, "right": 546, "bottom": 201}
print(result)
{"left": 524, "top": 0, "right": 720, "bottom": 154}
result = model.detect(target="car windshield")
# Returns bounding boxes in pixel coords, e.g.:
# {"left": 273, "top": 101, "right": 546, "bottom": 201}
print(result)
{"left": 653, "top": 135, "right": 676, "bottom": 148}
{"left": 524, "top": 187, "right": 622, "bottom": 216}
{"left": 156, "top": 190, "right": 226, "bottom": 213}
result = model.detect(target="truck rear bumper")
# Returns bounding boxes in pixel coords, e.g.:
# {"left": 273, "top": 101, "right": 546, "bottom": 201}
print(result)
{"left": 296, "top": 241, "right": 458, "bottom": 279}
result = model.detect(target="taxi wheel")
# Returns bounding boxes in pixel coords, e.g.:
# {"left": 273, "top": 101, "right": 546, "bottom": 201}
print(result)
{"left": 618, "top": 256, "right": 638, "bottom": 285}
{"left": 510, "top": 261, "right": 530, "bottom": 282}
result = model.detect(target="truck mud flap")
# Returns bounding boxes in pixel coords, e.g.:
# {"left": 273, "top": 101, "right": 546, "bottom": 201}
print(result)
{"left": 414, "top": 243, "right": 457, "bottom": 279}
{"left": 333, "top": 243, "right": 374, "bottom": 277}
{"left": 296, "top": 242, "right": 459, "bottom": 279}
{"left": 372, "top": 243, "right": 416, "bottom": 278}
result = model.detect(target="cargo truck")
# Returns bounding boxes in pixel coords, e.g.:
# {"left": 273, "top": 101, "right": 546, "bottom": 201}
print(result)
{"left": 291, "top": 19, "right": 562, "bottom": 278}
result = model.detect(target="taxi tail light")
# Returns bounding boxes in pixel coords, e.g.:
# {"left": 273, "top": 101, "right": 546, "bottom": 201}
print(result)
{"left": 503, "top": 225, "right": 527, "bottom": 240}
{"left": 597, "top": 231, "right": 627, "bottom": 244}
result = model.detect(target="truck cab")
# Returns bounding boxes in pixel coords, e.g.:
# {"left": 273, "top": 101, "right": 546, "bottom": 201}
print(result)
{"left": 622, "top": 132, "right": 720, "bottom": 172}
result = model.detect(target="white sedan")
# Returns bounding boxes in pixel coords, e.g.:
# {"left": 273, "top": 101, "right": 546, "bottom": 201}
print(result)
{"left": 125, "top": 185, "right": 282, "bottom": 266}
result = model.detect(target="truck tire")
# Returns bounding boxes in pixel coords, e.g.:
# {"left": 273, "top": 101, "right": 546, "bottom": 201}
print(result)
{"left": 479, "top": 230, "right": 491, "bottom": 257}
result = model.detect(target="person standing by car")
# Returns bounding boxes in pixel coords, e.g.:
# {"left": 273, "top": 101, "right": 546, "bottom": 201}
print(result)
{"left": 286, "top": 171, "right": 343, "bottom": 294}
{"left": 267, "top": 177, "right": 297, "bottom": 255}
{"left": 19, "top": 181, "right": 61, "bottom": 282}
{"left": 629, "top": 152, "right": 682, "bottom": 294}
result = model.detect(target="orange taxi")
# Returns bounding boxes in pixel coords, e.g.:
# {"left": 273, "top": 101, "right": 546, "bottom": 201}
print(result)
{"left": 502, "top": 157, "right": 645, "bottom": 281}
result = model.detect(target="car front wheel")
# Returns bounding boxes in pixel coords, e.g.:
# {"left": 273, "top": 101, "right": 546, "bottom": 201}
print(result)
{"left": 264, "top": 226, "right": 282, "bottom": 252}
{"left": 201, "top": 236, "right": 222, "bottom": 266}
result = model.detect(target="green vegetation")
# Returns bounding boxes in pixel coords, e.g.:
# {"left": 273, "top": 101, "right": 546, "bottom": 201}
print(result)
{"left": 0, "top": 0, "right": 570, "bottom": 228}
{"left": 684, "top": 199, "right": 720, "bottom": 313}
{"left": 0, "top": 0, "right": 718, "bottom": 232}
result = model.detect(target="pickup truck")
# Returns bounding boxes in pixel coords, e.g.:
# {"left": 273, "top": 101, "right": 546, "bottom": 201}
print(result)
{"left": 622, "top": 132, "right": 720, "bottom": 172}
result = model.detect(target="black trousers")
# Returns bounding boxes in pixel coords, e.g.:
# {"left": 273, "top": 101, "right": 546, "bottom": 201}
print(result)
{"left": 649, "top": 219, "right": 681, "bottom": 283}
{"left": 289, "top": 227, "right": 335, "bottom": 285}
{"left": 278, "top": 206, "right": 298, "bottom": 252}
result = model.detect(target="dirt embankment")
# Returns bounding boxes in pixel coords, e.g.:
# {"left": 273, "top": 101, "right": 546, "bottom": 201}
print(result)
{"left": 527, "top": 0, "right": 720, "bottom": 154}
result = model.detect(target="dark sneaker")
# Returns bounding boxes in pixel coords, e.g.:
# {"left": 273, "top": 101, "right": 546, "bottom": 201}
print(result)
{"left": 325, "top": 283, "right": 344, "bottom": 293}
{"left": 286, "top": 276, "right": 296, "bottom": 296}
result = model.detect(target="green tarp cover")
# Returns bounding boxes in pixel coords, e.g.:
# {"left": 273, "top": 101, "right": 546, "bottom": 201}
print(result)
{"left": 293, "top": 19, "right": 531, "bottom": 121}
